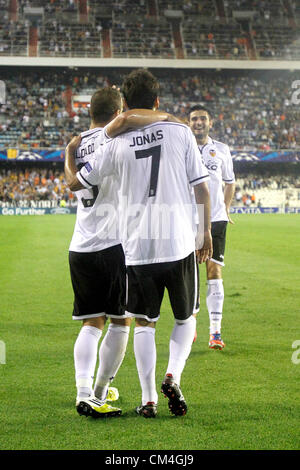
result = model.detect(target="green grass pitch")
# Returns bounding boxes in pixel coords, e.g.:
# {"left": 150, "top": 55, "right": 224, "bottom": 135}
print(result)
{"left": 0, "top": 214, "right": 299, "bottom": 450}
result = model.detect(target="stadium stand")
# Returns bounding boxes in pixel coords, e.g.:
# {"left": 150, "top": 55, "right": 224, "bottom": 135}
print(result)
{"left": 111, "top": 16, "right": 174, "bottom": 58}
{"left": 234, "top": 173, "right": 300, "bottom": 207}
{"left": 1, "top": 166, "right": 300, "bottom": 209}
{"left": 0, "top": 67, "right": 299, "bottom": 150}
{"left": 0, "top": 0, "right": 300, "bottom": 59}
{"left": 0, "top": 166, "right": 72, "bottom": 205}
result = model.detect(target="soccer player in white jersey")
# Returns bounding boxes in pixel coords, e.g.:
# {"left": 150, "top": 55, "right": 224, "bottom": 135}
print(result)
{"left": 65, "top": 87, "right": 171, "bottom": 418}
{"left": 188, "top": 104, "right": 236, "bottom": 350}
{"left": 70, "top": 69, "right": 213, "bottom": 418}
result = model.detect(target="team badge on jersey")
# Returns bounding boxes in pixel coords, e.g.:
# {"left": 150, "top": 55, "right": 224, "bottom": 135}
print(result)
{"left": 84, "top": 162, "right": 92, "bottom": 173}
{"left": 209, "top": 149, "right": 216, "bottom": 157}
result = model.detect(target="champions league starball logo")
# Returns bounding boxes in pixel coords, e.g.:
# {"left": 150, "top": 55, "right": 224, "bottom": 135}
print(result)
{"left": 17, "top": 151, "right": 43, "bottom": 161}
{"left": 232, "top": 153, "right": 260, "bottom": 162}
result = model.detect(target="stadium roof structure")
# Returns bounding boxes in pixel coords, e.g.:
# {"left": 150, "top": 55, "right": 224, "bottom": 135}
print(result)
{"left": 1, "top": 57, "right": 300, "bottom": 70}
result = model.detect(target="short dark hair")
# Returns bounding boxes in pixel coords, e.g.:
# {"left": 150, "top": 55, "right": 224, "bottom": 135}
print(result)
{"left": 90, "top": 87, "right": 122, "bottom": 123}
{"left": 121, "top": 69, "right": 160, "bottom": 110}
{"left": 188, "top": 104, "right": 213, "bottom": 120}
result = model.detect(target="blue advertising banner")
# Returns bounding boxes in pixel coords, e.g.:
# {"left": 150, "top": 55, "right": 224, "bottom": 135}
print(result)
{"left": 230, "top": 207, "right": 280, "bottom": 214}
{"left": 0, "top": 149, "right": 300, "bottom": 163}
{"left": 231, "top": 150, "right": 300, "bottom": 163}
{"left": 0, "top": 207, "right": 77, "bottom": 215}
{"left": 0, "top": 149, "right": 65, "bottom": 162}
{"left": 1, "top": 206, "right": 299, "bottom": 215}
{"left": 285, "top": 207, "right": 300, "bottom": 213}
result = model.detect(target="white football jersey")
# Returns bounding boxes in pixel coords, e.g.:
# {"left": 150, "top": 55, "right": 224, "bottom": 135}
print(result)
{"left": 198, "top": 136, "right": 235, "bottom": 222}
{"left": 78, "top": 122, "right": 209, "bottom": 265}
{"left": 69, "top": 127, "right": 120, "bottom": 252}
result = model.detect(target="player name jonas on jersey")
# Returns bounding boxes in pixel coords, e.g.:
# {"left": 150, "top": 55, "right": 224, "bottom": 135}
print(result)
{"left": 79, "top": 122, "right": 209, "bottom": 266}
{"left": 69, "top": 127, "right": 120, "bottom": 253}
{"left": 198, "top": 136, "right": 235, "bottom": 223}
{"left": 129, "top": 130, "right": 163, "bottom": 147}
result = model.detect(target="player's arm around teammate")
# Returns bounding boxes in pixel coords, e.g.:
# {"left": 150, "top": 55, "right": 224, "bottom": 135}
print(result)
{"left": 105, "top": 108, "right": 182, "bottom": 137}
{"left": 65, "top": 108, "right": 178, "bottom": 191}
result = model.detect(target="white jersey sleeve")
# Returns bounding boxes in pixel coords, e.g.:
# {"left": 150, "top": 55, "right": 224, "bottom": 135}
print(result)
{"left": 222, "top": 144, "right": 235, "bottom": 184}
{"left": 185, "top": 127, "right": 210, "bottom": 186}
{"left": 76, "top": 145, "right": 115, "bottom": 189}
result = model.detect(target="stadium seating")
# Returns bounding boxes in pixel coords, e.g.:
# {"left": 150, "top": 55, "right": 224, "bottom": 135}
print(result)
{"left": 0, "top": 0, "right": 299, "bottom": 59}
{"left": 39, "top": 21, "right": 102, "bottom": 58}
{"left": 111, "top": 16, "right": 175, "bottom": 58}
{"left": 1, "top": 168, "right": 299, "bottom": 208}
{"left": 0, "top": 67, "right": 299, "bottom": 149}
{"left": 0, "top": 167, "right": 72, "bottom": 205}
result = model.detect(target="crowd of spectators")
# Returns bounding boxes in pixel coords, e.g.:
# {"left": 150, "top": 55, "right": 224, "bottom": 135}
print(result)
{"left": 0, "top": 167, "right": 72, "bottom": 205}
{"left": 236, "top": 174, "right": 300, "bottom": 191}
{"left": 183, "top": 20, "right": 249, "bottom": 60}
{"left": 89, "top": 0, "right": 147, "bottom": 16}
{"left": 39, "top": 21, "right": 102, "bottom": 57}
{"left": 233, "top": 173, "right": 300, "bottom": 206}
{"left": 0, "top": 0, "right": 299, "bottom": 60}
{"left": 0, "top": 67, "right": 299, "bottom": 150}
{"left": 112, "top": 17, "right": 174, "bottom": 58}
{"left": 1, "top": 167, "right": 300, "bottom": 207}
{"left": 157, "top": 70, "right": 300, "bottom": 150}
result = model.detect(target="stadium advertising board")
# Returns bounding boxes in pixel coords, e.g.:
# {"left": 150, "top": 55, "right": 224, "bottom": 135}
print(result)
{"left": 0, "top": 149, "right": 65, "bottom": 161}
{"left": 1, "top": 206, "right": 299, "bottom": 215}
{"left": 230, "top": 207, "right": 280, "bottom": 214}
{"left": 0, "top": 207, "right": 77, "bottom": 215}
{"left": 0, "top": 149, "right": 300, "bottom": 163}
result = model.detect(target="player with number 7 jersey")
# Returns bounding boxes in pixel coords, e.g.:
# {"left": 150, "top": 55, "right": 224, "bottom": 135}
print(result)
{"left": 78, "top": 121, "right": 210, "bottom": 266}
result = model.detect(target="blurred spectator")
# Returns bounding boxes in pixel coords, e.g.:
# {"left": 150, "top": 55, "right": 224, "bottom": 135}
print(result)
{"left": 0, "top": 167, "right": 71, "bottom": 205}
{"left": 0, "top": 67, "right": 299, "bottom": 150}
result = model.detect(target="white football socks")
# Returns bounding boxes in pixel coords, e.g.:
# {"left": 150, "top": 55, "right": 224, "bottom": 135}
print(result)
{"left": 207, "top": 279, "right": 224, "bottom": 334}
{"left": 134, "top": 326, "right": 158, "bottom": 406}
{"left": 74, "top": 325, "right": 102, "bottom": 399}
{"left": 166, "top": 315, "right": 196, "bottom": 385}
{"left": 94, "top": 323, "right": 130, "bottom": 400}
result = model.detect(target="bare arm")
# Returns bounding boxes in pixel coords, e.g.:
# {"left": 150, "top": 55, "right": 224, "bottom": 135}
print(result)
{"left": 193, "top": 181, "right": 213, "bottom": 264}
{"left": 224, "top": 182, "right": 236, "bottom": 224}
{"left": 64, "top": 135, "right": 84, "bottom": 191}
{"left": 105, "top": 109, "right": 184, "bottom": 137}
{"left": 105, "top": 109, "right": 168, "bottom": 137}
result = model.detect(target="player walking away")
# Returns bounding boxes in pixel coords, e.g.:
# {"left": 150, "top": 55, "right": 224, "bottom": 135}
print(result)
{"left": 65, "top": 87, "right": 171, "bottom": 419}
{"left": 188, "top": 105, "right": 236, "bottom": 350}
{"left": 69, "top": 69, "right": 212, "bottom": 418}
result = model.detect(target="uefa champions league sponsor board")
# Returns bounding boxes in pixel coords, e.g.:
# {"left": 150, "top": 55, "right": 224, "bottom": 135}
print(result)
{"left": 0, "top": 207, "right": 77, "bottom": 215}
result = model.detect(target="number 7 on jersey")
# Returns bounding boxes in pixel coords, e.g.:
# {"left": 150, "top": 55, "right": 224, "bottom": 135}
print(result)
{"left": 135, "top": 145, "right": 161, "bottom": 197}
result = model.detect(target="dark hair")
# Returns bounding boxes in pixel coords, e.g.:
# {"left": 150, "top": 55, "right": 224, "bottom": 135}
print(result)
{"left": 188, "top": 104, "right": 213, "bottom": 120}
{"left": 121, "top": 69, "right": 160, "bottom": 109}
{"left": 90, "top": 87, "right": 122, "bottom": 123}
